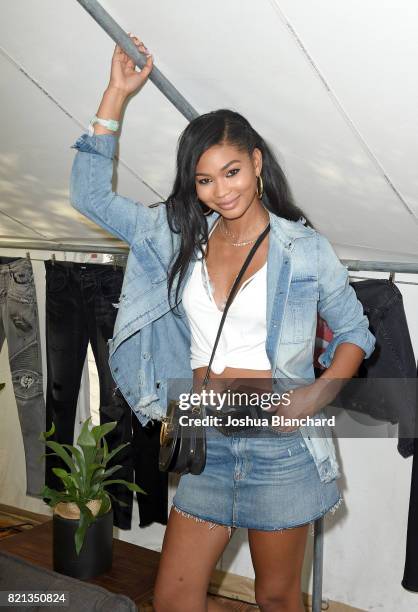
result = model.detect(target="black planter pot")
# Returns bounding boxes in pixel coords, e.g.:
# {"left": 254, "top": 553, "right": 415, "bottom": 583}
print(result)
{"left": 53, "top": 509, "right": 113, "bottom": 579}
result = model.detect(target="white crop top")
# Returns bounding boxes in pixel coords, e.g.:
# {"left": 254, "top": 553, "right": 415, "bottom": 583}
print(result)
{"left": 182, "top": 218, "right": 271, "bottom": 374}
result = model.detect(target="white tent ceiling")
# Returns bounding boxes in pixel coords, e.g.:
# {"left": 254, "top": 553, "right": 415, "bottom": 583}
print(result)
{"left": 1, "top": 0, "right": 417, "bottom": 261}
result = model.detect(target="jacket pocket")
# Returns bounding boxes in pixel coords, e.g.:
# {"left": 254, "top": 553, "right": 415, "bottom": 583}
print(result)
{"left": 281, "top": 277, "right": 318, "bottom": 344}
{"left": 132, "top": 238, "right": 168, "bottom": 286}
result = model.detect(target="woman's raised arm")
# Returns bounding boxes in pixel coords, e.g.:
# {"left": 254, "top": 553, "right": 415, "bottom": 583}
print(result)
{"left": 69, "top": 34, "right": 161, "bottom": 245}
{"left": 93, "top": 34, "right": 153, "bottom": 134}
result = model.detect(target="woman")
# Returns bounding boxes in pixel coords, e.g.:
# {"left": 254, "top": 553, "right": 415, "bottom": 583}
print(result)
{"left": 70, "top": 35, "right": 376, "bottom": 612}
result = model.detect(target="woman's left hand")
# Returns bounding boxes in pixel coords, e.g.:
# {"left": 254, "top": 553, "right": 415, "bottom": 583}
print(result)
{"left": 265, "top": 376, "right": 344, "bottom": 432}
{"left": 264, "top": 384, "right": 318, "bottom": 433}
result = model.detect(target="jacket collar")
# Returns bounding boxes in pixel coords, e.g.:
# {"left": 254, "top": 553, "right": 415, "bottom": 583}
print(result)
{"left": 207, "top": 209, "right": 313, "bottom": 247}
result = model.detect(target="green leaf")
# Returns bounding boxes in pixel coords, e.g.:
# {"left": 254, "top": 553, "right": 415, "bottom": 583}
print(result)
{"left": 85, "top": 463, "right": 106, "bottom": 491}
{"left": 74, "top": 504, "right": 94, "bottom": 556}
{"left": 77, "top": 418, "right": 96, "bottom": 448}
{"left": 61, "top": 444, "right": 86, "bottom": 477}
{"left": 86, "top": 463, "right": 104, "bottom": 476}
{"left": 91, "top": 422, "right": 117, "bottom": 444}
{"left": 102, "top": 479, "right": 147, "bottom": 494}
{"left": 43, "top": 442, "right": 76, "bottom": 473}
{"left": 89, "top": 466, "right": 105, "bottom": 483}
{"left": 100, "top": 494, "right": 112, "bottom": 515}
{"left": 39, "top": 422, "right": 55, "bottom": 441}
{"left": 51, "top": 467, "right": 70, "bottom": 480}
{"left": 102, "top": 437, "right": 109, "bottom": 460}
{"left": 105, "top": 491, "right": 129, "bottom": 508}
{"left": 91, "top": 464, "right": 122, "bottom": 484}
{"left": 51, "top": 469, "right": 82, "bottom": 494}
{"left": 102, "top": 442, "right": 130, "bottom": 466}
{"left": 88, "top": 483, "right": 101, "bottom": 498}
{"left": 77, "top": 421, "right": 99, "bottom": 476}
{"left": 39, "top": 485, "right": 69, "bottom": 507}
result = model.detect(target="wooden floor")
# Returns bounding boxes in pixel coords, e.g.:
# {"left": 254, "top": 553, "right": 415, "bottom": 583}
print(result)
{"left": 137, "top": 596, "right": 259, "bottom": 611}
{"left": 0, "top": 507, "right": 260, "bottom": 611}
{"left": 0, "top": 505, "right": 364, "bottom": 611}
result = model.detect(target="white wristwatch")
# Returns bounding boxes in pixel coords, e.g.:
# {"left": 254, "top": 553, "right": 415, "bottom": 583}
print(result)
{"left": 88, "top": 116, "right": 120, "bottom": 137}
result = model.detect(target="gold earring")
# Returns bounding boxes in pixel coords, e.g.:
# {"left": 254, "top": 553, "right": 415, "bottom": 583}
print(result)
{"left": 256, "top": 175, "right": 264, "bottom": 199}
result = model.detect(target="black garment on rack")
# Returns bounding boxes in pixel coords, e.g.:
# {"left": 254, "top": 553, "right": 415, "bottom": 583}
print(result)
{"left": 402, "top": 361, "right": 418, "bottom": 592}
{"left": 44, "top": 261, "right": 134, "bottom": 529}
{"left": 318, "top": 279, "right": 417, "bottom": 458}
{"left": 132, "top": 417, "right": 168, "bottom": 527}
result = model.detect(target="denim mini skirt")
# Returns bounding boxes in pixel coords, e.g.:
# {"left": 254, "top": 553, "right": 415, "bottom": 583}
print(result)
{"left": 172, "top": 425, "right": 343, "bottom": 536}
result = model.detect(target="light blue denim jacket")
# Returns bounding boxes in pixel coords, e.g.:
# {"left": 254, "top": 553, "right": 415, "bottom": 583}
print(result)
{"left": 69, "top": 133, "right": 376, "bottom": 484}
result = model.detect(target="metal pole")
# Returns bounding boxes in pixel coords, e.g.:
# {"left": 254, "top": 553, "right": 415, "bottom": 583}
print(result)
{"left": 76, "top": 0, "right": 199, "bottom": 122}
{"left": 341, "top": 259, "right": 418, "bottom": 274}
{"left": 0, "top": 239, "right": 128, "bottom": 254}
{"left": 313, "top": 517, "right": 324, "bottom": 612}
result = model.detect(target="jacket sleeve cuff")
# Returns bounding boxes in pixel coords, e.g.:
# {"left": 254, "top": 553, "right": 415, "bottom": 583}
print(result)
{"left": 70, "top": 132, "right": 117, "bottom": 159}
{"left": 318, "top": 328, "right": 376, "bottom": 369}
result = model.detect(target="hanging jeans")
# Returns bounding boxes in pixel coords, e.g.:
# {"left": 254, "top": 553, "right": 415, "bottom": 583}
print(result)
{"left": 44, "top": 260, "right": 133, "bottom": 529}
{"left": 0, "top": 256, "right": 45, "bottom": 497}
{"left": 132, "top": 417, "right": 168, "bottom": 527}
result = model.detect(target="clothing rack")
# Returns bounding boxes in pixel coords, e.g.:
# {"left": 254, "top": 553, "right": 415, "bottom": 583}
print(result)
{"left": 1, "top": 238, "right": 417, "bottom": 609}
{"left": 1, "top": 241, "right": 418, "bottom": 286}
{"left": 0, "top": 240, "right": 128, "bottom": 268}
{"left": 0, "top": 238, "right": 418, "bottom": 274}
{"left": 0, "top": 239, "right": 128, "bottom": 255}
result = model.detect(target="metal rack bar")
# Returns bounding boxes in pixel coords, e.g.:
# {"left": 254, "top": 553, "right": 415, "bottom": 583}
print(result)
{"left": 0, "top": 240, "right": 127, "bottom": 255}
{"left": 340, "top": 260, "right": 418, "bottom": 274}
{"left": 0, "top": 239, "right": 418, "bottom": 273}
{"left": 76, "top": 0, "right": 199, "bottom": 122}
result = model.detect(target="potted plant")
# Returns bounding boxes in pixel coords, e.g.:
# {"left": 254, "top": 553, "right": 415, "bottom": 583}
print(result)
{"left": 39, "top": 417, "right": 145, "bottom": 579}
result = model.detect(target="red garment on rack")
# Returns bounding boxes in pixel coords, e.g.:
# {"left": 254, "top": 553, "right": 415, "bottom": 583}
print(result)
{"left": 314, "top": 314, "right": 334, "bottom": 370}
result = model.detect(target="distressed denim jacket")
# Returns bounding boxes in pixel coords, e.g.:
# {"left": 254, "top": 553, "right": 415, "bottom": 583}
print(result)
{"left": 69, "top": 133, "right": 376, "bottom": 484}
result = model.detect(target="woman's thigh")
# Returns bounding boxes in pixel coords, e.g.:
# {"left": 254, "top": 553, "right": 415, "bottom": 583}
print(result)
{"left": 248, "top": 524, "right": 309, "bottom": 606}
{"left": 153, "top": 505, "right": 236, "bottom": 612}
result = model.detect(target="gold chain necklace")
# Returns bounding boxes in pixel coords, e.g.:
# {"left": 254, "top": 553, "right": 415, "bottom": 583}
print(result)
{"left": 219, "top": 216, "right": 270, "bottom": 247}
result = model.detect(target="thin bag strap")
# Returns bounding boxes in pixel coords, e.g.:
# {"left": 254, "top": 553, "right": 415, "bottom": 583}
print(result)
{"left": 202, "top": 222, "right": 270, "bottom": 389}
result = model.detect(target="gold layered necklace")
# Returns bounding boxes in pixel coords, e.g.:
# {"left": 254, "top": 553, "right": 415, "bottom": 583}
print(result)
{"left": 219, "top": 214, "right": 270, "bottom": 247}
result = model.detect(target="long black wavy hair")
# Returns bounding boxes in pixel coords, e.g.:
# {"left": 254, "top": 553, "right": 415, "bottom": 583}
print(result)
{"left": 165, "top": 109, "right": 312, "bottom": 315}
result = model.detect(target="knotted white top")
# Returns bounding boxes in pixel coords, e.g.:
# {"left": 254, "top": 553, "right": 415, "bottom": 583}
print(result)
{"left": 182, "top": 218, "right": 271, "bottom": 374}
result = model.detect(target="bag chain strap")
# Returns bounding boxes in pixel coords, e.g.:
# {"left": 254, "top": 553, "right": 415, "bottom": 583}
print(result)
{"left": 187, "top": 221, "right": 271, "bottom": 413}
